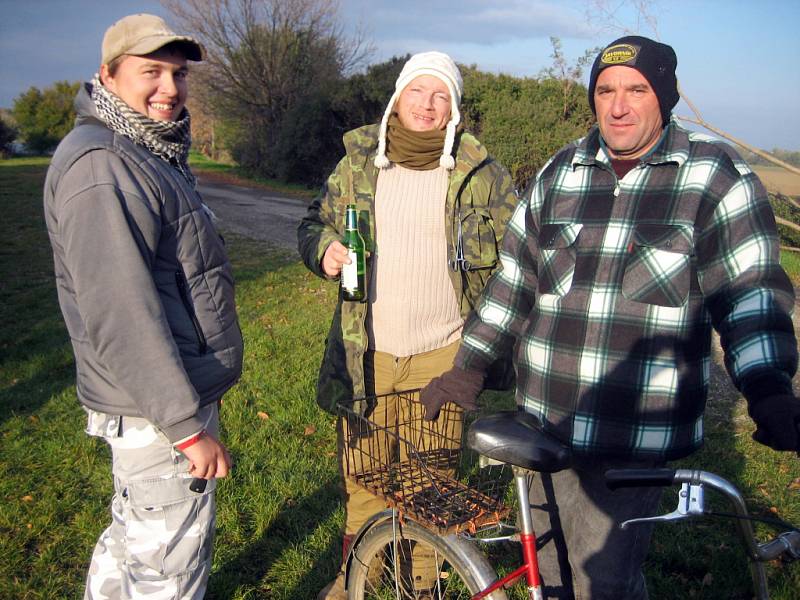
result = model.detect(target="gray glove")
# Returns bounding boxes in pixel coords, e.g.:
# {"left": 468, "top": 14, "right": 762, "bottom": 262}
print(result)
{"left": 420, "top": 367, "right": 484, "bottom": 421}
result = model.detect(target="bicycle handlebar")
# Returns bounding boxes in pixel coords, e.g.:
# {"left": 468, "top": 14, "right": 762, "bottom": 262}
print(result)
{"left": 604, "top": 468, "right": 800, "bottom": 566}
{"left": 604, "top": 468, "right": 676, "bottom": 489}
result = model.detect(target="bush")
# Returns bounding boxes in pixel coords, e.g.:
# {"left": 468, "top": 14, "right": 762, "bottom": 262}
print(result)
{"left": 12, "top": 81, "right": 80, "bottom": 154}
{"left": 771, "top": 192, "right": 800, "bottom": 248}
{"left": 461, "top": 69, "right": 594, "bottom": 190}
{"left": 0, "top": 115, "right": 17, "bottom": 158}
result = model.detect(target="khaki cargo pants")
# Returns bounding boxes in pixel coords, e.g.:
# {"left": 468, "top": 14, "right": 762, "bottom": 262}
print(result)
{"left": 83, "top": 404, "right": 218, "bottom": 600}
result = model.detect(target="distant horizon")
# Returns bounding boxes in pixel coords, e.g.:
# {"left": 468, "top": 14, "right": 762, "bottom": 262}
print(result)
{"left": 1, "top": 0, "right": 797, "bottom": 151}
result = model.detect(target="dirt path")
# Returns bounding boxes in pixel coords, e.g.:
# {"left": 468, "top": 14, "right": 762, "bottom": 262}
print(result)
{"left": 197, "top": 174, "right": 311, "bottom": 255}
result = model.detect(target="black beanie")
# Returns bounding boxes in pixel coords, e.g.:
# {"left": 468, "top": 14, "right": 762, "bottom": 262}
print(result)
{"left": 587, "top": 35, "right": 679, "bottom": 125}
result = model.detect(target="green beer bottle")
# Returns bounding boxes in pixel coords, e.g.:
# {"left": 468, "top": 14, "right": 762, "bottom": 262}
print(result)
{"left": 341, "top": 204, "right": 366, "bottom": 301}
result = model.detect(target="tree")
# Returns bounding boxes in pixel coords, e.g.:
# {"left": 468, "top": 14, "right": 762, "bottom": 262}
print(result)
{"left": 332, "top": 55, "right": 408, "bottom": 128}
{"left": 161, "top": 0, "right": 371, "bottom": 184}
{"left": 540, "top": 37, "right": 599, "bottom": 120}
{"left": 461, "top": 67, "right": 595, "bottom": 189}
{"left": 11, "top": 81, "right": 79, "bottom": 154}
{"left": 0, "top": 113, "right": 17, "bottom": 158}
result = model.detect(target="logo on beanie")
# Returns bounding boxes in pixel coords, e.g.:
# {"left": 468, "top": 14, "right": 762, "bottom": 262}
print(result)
{"left": 601, "top": 44, "right": 637, "bottom": 65}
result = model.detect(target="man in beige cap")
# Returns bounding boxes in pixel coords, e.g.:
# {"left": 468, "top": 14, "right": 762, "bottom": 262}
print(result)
{"left": 44, "top": 14, "right": 243, "bottom": 599}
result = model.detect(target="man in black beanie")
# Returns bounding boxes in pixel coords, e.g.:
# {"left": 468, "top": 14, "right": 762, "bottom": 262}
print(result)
{"left": 423, "top": 34, "right": 798, "bottom": 598}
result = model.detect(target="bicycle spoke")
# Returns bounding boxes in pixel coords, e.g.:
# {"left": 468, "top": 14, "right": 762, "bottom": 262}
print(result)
{"left": 358, "top": 533, "right": 477, "bottom": 598}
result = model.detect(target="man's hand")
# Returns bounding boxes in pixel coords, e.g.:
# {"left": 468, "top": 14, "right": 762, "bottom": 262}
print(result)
{"left": 420, "top": 366, "right": 484, "bottom": 421}
{"left": 181, "top": 432, "right": 232, "bottom": 479}
{"left": 322, "top": 240, "right": 351, "bottom": 278}
{"left": 749, "top": 394, "right": 800, "bottom": 452}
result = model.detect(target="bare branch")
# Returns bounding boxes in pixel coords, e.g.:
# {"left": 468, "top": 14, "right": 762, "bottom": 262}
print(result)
{"left": 775, "top": 216, "right": 800, "bottom": 235}
{"left": 676, "top": 113, "right": 800, "bottom": 177}
{"left": 774, "top": 191, "right": 800, "bottom": 213}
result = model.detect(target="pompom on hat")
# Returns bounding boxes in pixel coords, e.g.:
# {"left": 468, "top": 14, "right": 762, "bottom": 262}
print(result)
{"left": 374, "top": 51, "right": 463, "bottom": 170}
{"left": 588, "top": 35, "right": 679, "bottom": 125}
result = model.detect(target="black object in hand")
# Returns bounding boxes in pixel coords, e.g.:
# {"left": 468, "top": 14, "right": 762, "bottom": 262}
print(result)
{"left": 189, "top": 477, "right": 207, "bottom": 493}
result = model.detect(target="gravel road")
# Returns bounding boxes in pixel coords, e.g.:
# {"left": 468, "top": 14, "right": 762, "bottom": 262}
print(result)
{"left": 197, "top": 176, "right": 311, "bottom": 255}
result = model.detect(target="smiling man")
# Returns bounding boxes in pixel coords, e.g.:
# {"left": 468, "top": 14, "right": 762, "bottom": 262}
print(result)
{"left": 298, "top": 51, "right": 518, "bottom": 599}
{"left": 422, "top": 36, "right": 799, "bottom": 598}
{"left": 43, "top": 14, "right": 243, "bottom": 599}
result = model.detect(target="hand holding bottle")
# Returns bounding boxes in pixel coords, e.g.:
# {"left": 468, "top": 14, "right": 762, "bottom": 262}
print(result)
{"left": 322, "top": 240, "right": 351, "bottom": 278}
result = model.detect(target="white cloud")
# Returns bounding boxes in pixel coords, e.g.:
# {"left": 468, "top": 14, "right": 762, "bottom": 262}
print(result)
{"left": 343, "top": 0, "right": 593, "bottom": 45}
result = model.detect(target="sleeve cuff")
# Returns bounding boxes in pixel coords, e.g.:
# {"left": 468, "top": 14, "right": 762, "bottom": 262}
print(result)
{"left": 174, "top": 430, "right": 204, "bottom": 451}
{"left": 453, "top": 342, "right": 494, "bottom": 375}
{"left": 161, "top": 414, "right": 207, "bottom": 444}
{"left": 740, "top": 371, "right": 794, "bottom": 404}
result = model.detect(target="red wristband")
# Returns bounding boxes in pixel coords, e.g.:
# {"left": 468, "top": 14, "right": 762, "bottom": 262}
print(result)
{"left": 175, "top": 431, "right": 204, "bottom": 451}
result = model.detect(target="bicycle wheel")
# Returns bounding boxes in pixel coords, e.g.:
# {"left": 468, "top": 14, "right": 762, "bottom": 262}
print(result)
{"left": 348, "top": 519, "right": 508, "bottom": 600}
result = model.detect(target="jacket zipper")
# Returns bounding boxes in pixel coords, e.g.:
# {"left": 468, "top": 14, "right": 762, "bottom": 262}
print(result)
{"left": 175, "top": 271, "right": 208, "bottom": 354}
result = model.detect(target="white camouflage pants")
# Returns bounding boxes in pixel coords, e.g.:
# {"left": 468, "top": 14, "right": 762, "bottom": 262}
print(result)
{"left": 83, "top": 404, "right": 219, "bottom": 600}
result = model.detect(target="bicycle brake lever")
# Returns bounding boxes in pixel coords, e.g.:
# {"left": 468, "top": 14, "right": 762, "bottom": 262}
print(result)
{"left": 620, "top": 482, "right": 705, "bottom": 530}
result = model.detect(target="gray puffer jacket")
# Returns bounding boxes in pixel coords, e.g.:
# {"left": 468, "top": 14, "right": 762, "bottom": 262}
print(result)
{"left": 43, "top": 83, "right": 243, "bottom": 442}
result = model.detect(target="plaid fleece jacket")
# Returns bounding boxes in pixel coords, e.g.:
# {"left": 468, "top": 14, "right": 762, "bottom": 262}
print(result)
{"left": 457, "top": 120, "right": 797, "bottom": 460}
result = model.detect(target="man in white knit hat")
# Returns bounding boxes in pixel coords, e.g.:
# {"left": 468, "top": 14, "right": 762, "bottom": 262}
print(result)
{"left": 298, "top": 51, "right": 518, "bottom": 599}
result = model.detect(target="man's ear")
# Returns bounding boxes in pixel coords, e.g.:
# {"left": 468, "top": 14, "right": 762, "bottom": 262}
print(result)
{"left": 99, "top": 64, "right": 112, "bottom": 89}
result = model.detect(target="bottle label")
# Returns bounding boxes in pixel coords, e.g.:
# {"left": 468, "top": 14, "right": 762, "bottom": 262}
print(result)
{"left": 342, "top": 250, "right": 358, "bottom": 290}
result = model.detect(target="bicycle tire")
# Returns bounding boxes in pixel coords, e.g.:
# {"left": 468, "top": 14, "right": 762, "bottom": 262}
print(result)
{"left": 347, "top": 519, "right": 508, "bottom": 600}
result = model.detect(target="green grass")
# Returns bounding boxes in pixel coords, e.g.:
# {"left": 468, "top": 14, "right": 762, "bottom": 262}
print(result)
{"left": 189, "top": 151, "right": 317, "bottom": 200}
{"left": 781, "top": 250, "right": 800, "bottom": 282}
{"left": 1, "top": 156, "right": 798, "bottom": 599}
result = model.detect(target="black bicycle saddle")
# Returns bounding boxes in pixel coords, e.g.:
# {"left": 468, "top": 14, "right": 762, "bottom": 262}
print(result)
{"left": 467, "top": 410, "right": 572, "bottom": 473}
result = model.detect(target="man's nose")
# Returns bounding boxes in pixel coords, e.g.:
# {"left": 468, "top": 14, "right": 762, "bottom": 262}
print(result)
{"left": 610, "top": 94, "right": 629, "bottom": 117}
{"left": 160, "top": 74, "right": 178, "bottom": 96}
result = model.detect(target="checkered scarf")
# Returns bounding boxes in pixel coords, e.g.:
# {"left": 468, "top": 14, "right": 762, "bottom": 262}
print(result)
{"left": 90, "top": 75, "right": 195, "bottom": 187}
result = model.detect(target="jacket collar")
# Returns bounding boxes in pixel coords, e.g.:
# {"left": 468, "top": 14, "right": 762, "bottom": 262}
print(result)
{"left": 343, "top": 123, "right": 489, "bottom": 172}
{"left": 571, "top": 117, "right": 690, "bottom": 170}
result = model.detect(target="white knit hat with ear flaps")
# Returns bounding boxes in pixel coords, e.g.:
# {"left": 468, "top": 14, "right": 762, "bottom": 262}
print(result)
{"left": 374, "top": 51, "right": 464, "bottom": 170}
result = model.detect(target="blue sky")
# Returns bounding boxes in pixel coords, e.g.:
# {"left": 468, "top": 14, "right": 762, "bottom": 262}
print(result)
{"left": 1, "top": 0, "right": 798, "bottom": 150}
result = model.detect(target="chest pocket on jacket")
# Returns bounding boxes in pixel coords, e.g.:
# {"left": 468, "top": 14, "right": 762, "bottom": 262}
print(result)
{"left": 622, "top": 224, "right": 693, "bottom": 307}
{"left": 459, "top": 207, "right": 498, "bottom": 270}
{"left": 538, "top": 223, "right": 583, "bottom": 296}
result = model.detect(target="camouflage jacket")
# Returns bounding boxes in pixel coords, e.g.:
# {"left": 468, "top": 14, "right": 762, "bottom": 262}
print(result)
{"left": 298, "top": 123, "right": 518, "bottom": 413}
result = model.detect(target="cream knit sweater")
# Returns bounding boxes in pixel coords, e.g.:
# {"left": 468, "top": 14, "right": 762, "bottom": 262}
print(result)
{"left": 367, "top": 164, "right": 464, "bottom": 357}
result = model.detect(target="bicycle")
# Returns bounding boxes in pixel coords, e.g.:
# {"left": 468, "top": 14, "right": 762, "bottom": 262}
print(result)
{"left": 336, "top": 389, "right": 570, "bottom": 600}
{"left": 336, "top": 390, "right": 800, "bottom": 600}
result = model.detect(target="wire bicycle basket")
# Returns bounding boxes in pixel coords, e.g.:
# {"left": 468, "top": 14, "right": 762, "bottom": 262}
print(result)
{"left": 337, "top": 389, "right": 510, "bottom": 535}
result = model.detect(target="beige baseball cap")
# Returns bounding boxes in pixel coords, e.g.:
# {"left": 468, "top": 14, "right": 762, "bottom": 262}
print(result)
{"left": 102, "top": 13, "right": 204, "bottom": 65}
